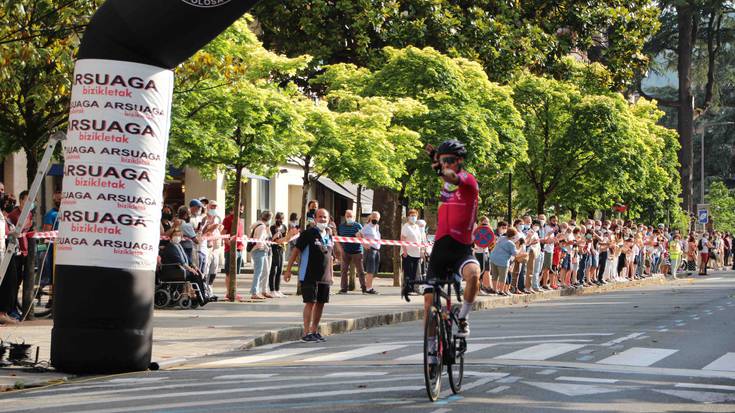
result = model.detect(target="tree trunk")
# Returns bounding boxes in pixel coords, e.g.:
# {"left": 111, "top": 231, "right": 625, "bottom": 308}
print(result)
{"left": 227, "top": 164, "right": 243, "bottom": 301}
{"left": 536, "top": 191, "right": 546, "bottom": 216}
{"left": 570, "top": 209, "right": 578, "bottom": 220}
{"left": 372, "top": 187, "right": 399, "bottom": 278}
{"left": 300, "top": 156, "right": 311, "bottom": 229}
{"left": 356, "top": 184, "right": 363, "bottom": 219}
{"left": 23, "top": 146, "right": 39, "bottom": 192}
{"left": 677, "top": 3, "right": 695, "bottom": 215}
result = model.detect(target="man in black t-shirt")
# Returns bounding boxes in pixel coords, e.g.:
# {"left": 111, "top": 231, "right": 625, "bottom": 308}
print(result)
{"left": 284, "top": 208, "right": 335, "bottom": 343}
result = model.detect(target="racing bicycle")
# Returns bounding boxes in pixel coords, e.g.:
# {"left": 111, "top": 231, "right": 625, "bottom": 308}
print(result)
{"left": 404, "top": 276, "right": 467, "bottom": 401}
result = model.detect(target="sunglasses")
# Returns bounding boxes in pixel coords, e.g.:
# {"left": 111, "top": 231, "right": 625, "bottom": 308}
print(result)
{"left": 440, "top": 156, "right": 458, "bottom": 164}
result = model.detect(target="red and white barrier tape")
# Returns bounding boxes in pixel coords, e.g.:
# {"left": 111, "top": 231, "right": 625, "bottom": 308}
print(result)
{"left": 22, "top": 231, "right": 433, "bottom": 247}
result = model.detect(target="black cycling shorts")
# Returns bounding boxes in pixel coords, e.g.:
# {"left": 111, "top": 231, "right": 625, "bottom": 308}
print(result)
{"left": 425, "top": 236, "right": 479, "bottom": 293}
{"left": 301, "top": 282, "right": 330, "bottom": 304}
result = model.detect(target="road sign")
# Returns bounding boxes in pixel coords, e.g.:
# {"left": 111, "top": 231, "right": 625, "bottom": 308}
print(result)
{"left": 698, "top": 209, "right": 709, "bottom": 225}
{"left": 473, "top": 226, "right": 496, "bottom": 248}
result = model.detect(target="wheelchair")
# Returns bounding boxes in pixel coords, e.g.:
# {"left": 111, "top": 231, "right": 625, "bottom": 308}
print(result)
{"left": 154, "top": 263, "right": 211, "bottom": 309}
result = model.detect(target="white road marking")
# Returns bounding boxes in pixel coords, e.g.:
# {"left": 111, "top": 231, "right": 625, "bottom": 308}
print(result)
{"left": 0, "top": 375, "right": 422, "bottom": 412}
{"left": 536, "top": 369, "right": 557, "bottom": 375}
{"left": 495, "top": 343, "right": 585, "bottom": 361}
{"left": 213, "top": 374, "right": 277, "bottom": 380}
{"left": 597, "top": 347, "right": 678, "bottom": 367}
{"left": 440, "top": 376, "right": 500, "bottom": 397}
{"left": 325, "top": 372, "right": 388, "bottom": 377}
{"left": 487, "top": 385, "right": 510, "bottom": 394}
{"left": 72, "top": 384, "right": 427, "bottom": 413}
{"left": 482, "top": 358, "right": 735, "bottom": 380}
{"left": 524, "top": 381, "right": 622, "bottom": 397}
{"left": 395, "top": 343, "right": 496, "bottom": 362}
{"left": 654, "top": 389, "right": 735, "bottom": 403}
{"left": 555, "top": 376, "right": 619, "bottom": 384}
{"left": 702, "top": 352, "right": 735, "bottom": 372}
{"left": 303, "top": 344, "right": 406, "bottom": 362}
{"left": 199, "top": 347, "right": 320, "bottom": 367}
{"left": 430, "top": 409, "right": 452, "bottom": 413}
{"left": 675, "top": 382, "right": 735, "bottom": 391}
{"left": 599, "top": 332, "right": 645, "bottom": 347}
{"left": 657, "top": 328, "right": 669, "bottom": 332}
{"left": 496, "top": 376, "right": 522, "bottom": 384}
{"left": 105, "top": 378, "right": 168, "bottom": 384}
{"left": 464, "top": 372, "right": 509, "bottom": 380}
{"left": 576, "top": 356, "right": 594, "bottom": 362}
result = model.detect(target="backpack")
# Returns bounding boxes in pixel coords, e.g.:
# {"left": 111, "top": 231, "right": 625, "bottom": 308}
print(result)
{"left": 246, "top": 223, "right": 263, "bottom": 253}
{"left": 698, "top": 238, "right": 704, "bottom": 251}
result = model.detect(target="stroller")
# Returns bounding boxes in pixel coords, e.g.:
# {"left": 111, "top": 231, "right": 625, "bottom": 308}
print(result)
{"left": 154, "top": 263, "right": 213, "bottom": 309}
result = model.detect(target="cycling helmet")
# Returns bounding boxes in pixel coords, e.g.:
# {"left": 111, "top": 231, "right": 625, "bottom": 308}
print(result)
{"left": 436, "top": 139, "right": 467, "bottom": 158}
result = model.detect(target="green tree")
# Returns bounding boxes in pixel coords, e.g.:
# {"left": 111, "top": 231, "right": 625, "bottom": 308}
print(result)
{"left": 253, "top": 0, "right": 660, "bottom": 87}
{"left": 0, "top": 0, "right": 100, "bottom": 184}
{"left": 169, "top": 18, "right": 310, "bottom": 299}
{"left": 706, "top": 180, "right": 735, "bottom": 233}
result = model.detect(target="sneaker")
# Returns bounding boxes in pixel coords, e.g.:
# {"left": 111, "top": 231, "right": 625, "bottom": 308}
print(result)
{"left": 365, "top": 289, "right": 379, "bottom": 295}
{"left": 300, "top": 333, "right": 318, "bottom": 343}
{"left": 337, "top": 290, "right": 348, "bottom": 295}
{"left": 313, "top": 332, "right": 326, "bottom": 342}
{"left": 457, "top": 318, "right": 470, "bottom": 338}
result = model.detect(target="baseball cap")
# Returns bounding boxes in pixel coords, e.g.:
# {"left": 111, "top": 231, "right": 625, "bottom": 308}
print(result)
{"left": 189, "top": 199, "right": 204, "bottom": 208}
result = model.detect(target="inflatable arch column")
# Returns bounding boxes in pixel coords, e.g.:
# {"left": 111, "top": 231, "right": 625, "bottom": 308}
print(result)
{"left": 52, "top": 0, "right": 257, "bottom": 374}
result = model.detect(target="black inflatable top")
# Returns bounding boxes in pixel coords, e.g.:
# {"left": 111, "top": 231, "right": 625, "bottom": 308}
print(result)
{"left": 78, "top": 0, "right": 259, "bottom": 69}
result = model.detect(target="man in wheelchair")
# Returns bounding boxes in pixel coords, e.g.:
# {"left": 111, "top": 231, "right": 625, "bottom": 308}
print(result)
{"left": 158, "top": 229, "right": 211, "bottom": 307}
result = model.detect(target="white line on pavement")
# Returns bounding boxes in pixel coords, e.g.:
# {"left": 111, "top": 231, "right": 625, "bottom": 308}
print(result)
{"left": 395, "top": 343, "right": 496, "bottom": 362}
{"left": 494, "top": 343, "right": 585, "bottom": 361}
{"left": 199, "top": 347, "right": 320, "bottom": 367}
{"left": 303, "top": 344, "right": 407, "bottom": 362}
{"left": 487, "top": 385, "right": 510, "bottom": 394}
{"left": 430, "top": 409, "right": 452, "bottom": 413}
{"left": 597, "top": 347, "right": 678, "bottom": 367}
{"left": 105, "top": 378, "right": 168, "bottom": 384}
{"left": 675, "top": 382, "right": 735, "bottom": 391}
{"left": 0, "top": 375, "right": 423, "bottom": 412}
{"left": 599, "top": 332, "right": 645, "bottom": 347}
{"left": 702, "top": 352, "right": 735, "bottom": 372}
{"left": 325, "top": 372, "right": 389, "bottom": 377}
{"left": 212, "top": 374, "right": 277, "bottom": 380}
{"left": 536, "top": 369, "right": 557, "bottom": 375}
{"left": 555, "top": 376, "right": 619, "bottom": 384}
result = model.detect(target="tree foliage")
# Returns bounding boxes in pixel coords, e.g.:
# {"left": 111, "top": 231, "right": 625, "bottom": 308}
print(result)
{"left": 707, "top": 180, "right": 735, "bottom": 233}
{"left": 254, "top": 0, "right": 660, "bottom": 88}
{"left": 0, "top": 0, "right": 100, "bottom": 183}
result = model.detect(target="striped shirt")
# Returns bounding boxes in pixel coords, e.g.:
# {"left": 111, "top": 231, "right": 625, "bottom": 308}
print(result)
{"left": 338, "top": 222, "right": 363, "bottom": 254}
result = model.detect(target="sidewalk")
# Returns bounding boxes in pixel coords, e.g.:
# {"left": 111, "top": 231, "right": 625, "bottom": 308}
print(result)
{"left": 0, "top": 270, "right": 697, "bottom": 390}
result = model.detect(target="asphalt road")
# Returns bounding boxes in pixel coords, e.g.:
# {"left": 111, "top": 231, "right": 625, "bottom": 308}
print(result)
{"left": 4, "top": 274, "right": 735, "bottom": 413}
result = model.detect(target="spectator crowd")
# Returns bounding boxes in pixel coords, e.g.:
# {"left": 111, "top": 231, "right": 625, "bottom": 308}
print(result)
{"left": 1, "top": 177, "right": 733, "bottom": 328}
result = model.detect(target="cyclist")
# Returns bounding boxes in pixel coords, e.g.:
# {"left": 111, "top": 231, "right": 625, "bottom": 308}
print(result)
{"left": 417, "top": 139, "right": 481, "bottom": 339}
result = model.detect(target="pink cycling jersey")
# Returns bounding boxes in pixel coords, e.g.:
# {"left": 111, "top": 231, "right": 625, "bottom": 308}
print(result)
{"left": 435, "top": 171, "right": 479, "bottom": 245}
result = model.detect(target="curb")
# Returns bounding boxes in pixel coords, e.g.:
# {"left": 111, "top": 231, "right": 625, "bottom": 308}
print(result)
{"left": 156, "top": 274, "right": 681, "bottom": 369}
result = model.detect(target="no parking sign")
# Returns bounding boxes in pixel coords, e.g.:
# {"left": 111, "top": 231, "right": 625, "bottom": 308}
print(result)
{"left": 473, "top": 226, "right": 496, "bottom": 249}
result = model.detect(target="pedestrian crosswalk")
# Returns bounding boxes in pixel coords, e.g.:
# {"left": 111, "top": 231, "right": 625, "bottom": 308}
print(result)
{"left": 197, "top": 339, "right": 735, "bottom": 377}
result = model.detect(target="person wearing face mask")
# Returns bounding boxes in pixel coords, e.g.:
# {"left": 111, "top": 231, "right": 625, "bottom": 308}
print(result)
{"left": 249, "top": 210, "right": 273, "bottom": 299}
{"left": 417, "top": 219, "right": 430, "bottom": 280}
{"left": 400, "top": 209, "right": 423, "bottom": 295}
{"left": 336, "top": 210, "right": 367, "bottom": 294}
{"left": 202, "top": 201, "right": 223, "bottom": 299}
{"left": 0, "top": 202, "right": 18, "bottom": 324}
{"left": 7, "top": 190, "right": 35, "bottom": 320}
{"left": 268, "top": 212, "right": 289, "bottom": 298}
{"left": 359, "top": 211, "right": 382, "bottom": 294}
{"left": 160, "top": 229, "right": 210, "bottom": 307}
{"left": 306, "top": 200, "right": 319, "bottom": 227}
{"left": 284, "top": 208, "right": 336, "bottom": 343}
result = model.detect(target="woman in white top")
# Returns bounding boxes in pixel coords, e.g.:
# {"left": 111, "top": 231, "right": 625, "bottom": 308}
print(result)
{"left": 250, "top": 211, "right": 272, "bottom": 299}
{"left": 401, "top": 209, "right": 423, "bottom": 294}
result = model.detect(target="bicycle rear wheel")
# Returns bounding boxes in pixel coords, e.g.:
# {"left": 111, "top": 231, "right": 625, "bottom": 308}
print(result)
{"left": 423, "top": 306, "right": 443, "bottom": 401}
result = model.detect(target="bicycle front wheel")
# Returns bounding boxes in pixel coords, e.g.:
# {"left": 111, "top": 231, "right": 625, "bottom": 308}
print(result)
{"left": 448, "top": 333, "right": 465, "bottom": 393}
{"left": 424, "top": 306, "right": 443, "bottom": 401}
